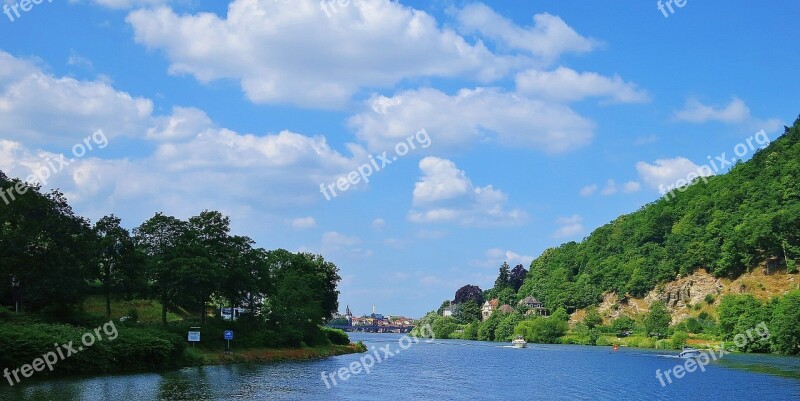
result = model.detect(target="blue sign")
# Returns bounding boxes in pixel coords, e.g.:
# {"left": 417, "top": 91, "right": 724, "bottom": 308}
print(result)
{"left": 224, "top": 330, "right": 234, "bottom": 340}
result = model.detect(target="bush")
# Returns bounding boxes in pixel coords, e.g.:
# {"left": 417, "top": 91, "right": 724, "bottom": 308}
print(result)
{"left": 671, "top": 331, "right": 688, "bottom": 349}
{"left": 322, "top": 327, "right": 350, "bottom": 345}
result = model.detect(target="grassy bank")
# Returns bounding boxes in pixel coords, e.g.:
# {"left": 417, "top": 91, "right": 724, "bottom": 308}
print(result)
{"left": 0, "top": 309, "right": 365, "bottom": 384}
{"left": 186, "top": 343, "right": 366, "bottom": 365}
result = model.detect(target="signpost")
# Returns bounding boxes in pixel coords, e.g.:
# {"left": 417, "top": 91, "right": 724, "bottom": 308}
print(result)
{"left": 224, "top": 330, "right": 233, "bottom": 354}
{"left": 188, "top": 328, "right": 201, "bottom": 347}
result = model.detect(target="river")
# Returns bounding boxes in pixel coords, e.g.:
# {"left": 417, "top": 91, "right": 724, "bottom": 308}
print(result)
{"left": 2, "top": 333, "right": 799, "bottom": 400}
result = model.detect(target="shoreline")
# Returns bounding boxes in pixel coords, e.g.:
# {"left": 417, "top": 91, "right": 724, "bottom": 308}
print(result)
{"left": 189, "top": 343, "right": 366, "bottom": 365}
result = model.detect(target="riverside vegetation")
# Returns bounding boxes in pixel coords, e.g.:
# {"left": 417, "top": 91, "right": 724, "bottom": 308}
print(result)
{"left": 0, "top": 177, "right": 360, "bottom": 379}
{"left": 416, "top": 117, "right": 800, "bottom": 355}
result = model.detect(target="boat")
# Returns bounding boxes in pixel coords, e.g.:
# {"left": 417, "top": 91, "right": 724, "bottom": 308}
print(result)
{"left": 512, "top": 335, "right": 527, "bottom": 348}
{"left": 678, "top": 347, "right": 702, "bottom": 358}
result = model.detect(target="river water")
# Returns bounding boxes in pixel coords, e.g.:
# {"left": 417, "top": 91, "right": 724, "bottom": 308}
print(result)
{"left": 2, "top": 333, "right": 799, "bottom": 400}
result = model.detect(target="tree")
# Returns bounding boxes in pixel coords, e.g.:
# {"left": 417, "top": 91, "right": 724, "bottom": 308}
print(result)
{"left": 644, "top": 301, "right": 671, "bottom": 338}
{"left": 494, "top": 262, "right": 511, "bottom": 290}
{"left": 611, "top": 315, "right": 635, "bottom": 335}
{"left": 454, "top": 300, "right": 481, "bottom": 324}
{"left": 94, "top": 215, "right": 140, "bottom": 318}
{"left": 495, "top": 313, "right": 522, "bottom": 342}
{"left": 509, "top": 264, "right": 528, "bottom": 292}
{"left": 583, "top": 306, "right": 603, "bottom": 330}
{"left": 769, "top": 290, "right": 800, "bottom": 355}
{"left": 133, "top": 213, "right": 190, "bottom": 324}
{"left": 671, "top": 331, "right": 688, "bottom": 349}
{"left": 454, "top": 285, "right": 484, "bottom": 305}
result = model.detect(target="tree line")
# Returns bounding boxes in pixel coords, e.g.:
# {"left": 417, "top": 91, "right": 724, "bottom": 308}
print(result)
{"left": 0, "top": 173, "right": 341, "bottom": 347}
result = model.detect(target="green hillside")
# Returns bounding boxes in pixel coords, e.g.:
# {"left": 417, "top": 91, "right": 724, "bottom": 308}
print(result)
{"left": 518, "top": 116, "right": 800, "bottom": 311}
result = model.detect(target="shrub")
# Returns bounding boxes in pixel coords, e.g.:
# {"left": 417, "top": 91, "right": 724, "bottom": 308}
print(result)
{"left": 322, "top": 327, "right": 350, "bottom": 345}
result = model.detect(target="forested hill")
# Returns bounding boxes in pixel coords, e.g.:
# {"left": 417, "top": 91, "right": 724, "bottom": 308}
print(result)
{"left": 518, "top": 116, "right": 800, "bottom": 311}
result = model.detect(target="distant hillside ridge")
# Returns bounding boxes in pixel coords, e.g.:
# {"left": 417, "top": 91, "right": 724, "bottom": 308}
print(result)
{"left": 517, "top": 115, "right": 800, "bottom": 311}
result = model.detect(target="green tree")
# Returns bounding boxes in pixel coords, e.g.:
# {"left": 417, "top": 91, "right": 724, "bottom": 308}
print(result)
{"left": 611, "top": 315, "right": 635, "bottom": 335}
{"left": 495, "top": 313, "right": 522, "bottom": 342}
{"left": 454, "top": 300, "right": 481, "bottom": 324}
{"left": 671, "top": 331, "right": 688, "bottom": 349}
{"left": 644, "top": 301, "right": 671, "bottom": 338}
{"left": 94, "top": 215, "right": 141, "bottom": 318}
{"left": 494, "top": 262, "right": 511, "bottom": 290}
{"left": 583, "top": 306, "right": 603, "bottom": 329}
{"left": 769, "top": 290, "right": 800, "bottom": 355}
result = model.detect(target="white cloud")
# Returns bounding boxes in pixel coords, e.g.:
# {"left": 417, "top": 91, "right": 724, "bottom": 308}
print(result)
{"left": 0, "top": 51, "right": 382, "bottom": 226}
{"left": 472, "top": 248, "right": 534, "bottom": 269}
{"left": 579, "top": 184, "right": 597, "bottom": 196}
{"left": 598, "top": 179, "right": 640, "bottom": 196}
{"left": 68, "top": 0, "right": 170, "bottom": 10}
{"left": 126, "top": 0, "right": 522, "bottom": 108}
{"left": 322, "top": 231, "right": 361, "bottom": 246}
{"left": 600, "top": 179, "right": 618, "bottom": 196}
{"left": 674, "top": 98, "right": 750, "bottom": 123}
{"left": 622, "top": 181, "right": 641, "bottom": 193}
{"left": 350, "top": 87, "right": 595, "bottom": 153}
{"left": 412, "top": 157, "right": 470, "bottom": 204}
{"left": 553, "top": 215, "right": 584, "bottom": 238}
{"left": 515, "top": 67, "right": 649, "bottom": 103}
{"left": 291, "top": 217, "right": 317, "bottom": 230}
{"left": 636, "top": 157, "right": 714, "bottom": 189}
{"left": 371, "top": 218, "right": 386, "bottom": 230}
{"left": 409, "top": 157, "right": 526, "bottom": 226}
{"left": 0, "top": 51, "right": 153, "bottom": 145}
{"left": 456, "top": 4, "right": 597, "bottom": 62}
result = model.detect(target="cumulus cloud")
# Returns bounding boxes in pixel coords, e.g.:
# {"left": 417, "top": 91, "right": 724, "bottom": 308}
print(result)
{"left": 472, "top": 248, "right": 534, "bottom": 269}
{"left": 291, "top": 217, "right": 317, "bottom": 230}
{"left": 553, "top": 215, "right": 584, "bottom": 238}
{"left": 0, "top": 51, "right": 153, "bottom": 145}
{"left": 412, "top": 157, "right": 470, "bottom": 204}
{"left": 674, "top": 98, "right": 750, "bottom": 123}
{"left": 636, "top": 157, "right": 714, "bottom": 189}
{"left": 349, "top": 87, "right": 594, "bottom": 153}
{"left": 408, "top": 157, "right": 526, "bottom": 226}
{"left": 515, "top": 67, "right": 649, "bottom": 103}
{"left": 126, "top": 0, "right": 520, "bottom": 108}
{"left": 579, "top": 184, "right": 598, "bottom": 196}
{"left": 455, "top": 4, "right": 598, "bottom": 62}
{"left": 0, "top": 51, "right": 377, "bottom": 225}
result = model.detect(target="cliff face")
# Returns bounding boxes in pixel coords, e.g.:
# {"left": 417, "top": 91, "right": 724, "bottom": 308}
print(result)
{"left": 583, "top": 267, "right": 799, "bottom": 325}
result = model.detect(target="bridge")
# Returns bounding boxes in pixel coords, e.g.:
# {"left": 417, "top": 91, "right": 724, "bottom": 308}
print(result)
{"left": 328, "top": 324, "right": 415, "bottom": 333}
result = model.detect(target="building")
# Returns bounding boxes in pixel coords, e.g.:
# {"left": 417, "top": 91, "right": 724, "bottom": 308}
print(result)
{"left": 481, "top": 299, "right": 499, "bottom": 320}
{"left": 442, "top": 306, "right": 454, "bottom": 317}
{"left": 498, "top": 304, "right": 514, "bottom": 314}
{"left": 518, "top": 296, "right": 548, "bottom": 316}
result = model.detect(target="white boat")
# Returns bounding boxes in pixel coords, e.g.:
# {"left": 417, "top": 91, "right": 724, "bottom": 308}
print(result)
{"left": 512, "top": 335, "right": 527, "bottom": 348}
{"left": 678, "top": 347, "right": 702, "bottom": 358}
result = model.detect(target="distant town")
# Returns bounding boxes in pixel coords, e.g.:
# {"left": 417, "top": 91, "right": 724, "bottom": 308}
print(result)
{"left": 328, "top": 305, "right": 416, "bottom": 333}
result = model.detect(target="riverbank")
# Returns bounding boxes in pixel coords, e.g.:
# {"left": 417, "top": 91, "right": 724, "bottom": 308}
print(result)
{"left": 186, "top": 342, "right": 366, "bottom": 366}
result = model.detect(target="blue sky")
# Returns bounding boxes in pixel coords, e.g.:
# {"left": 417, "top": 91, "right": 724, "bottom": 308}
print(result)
{"left": 1, "top": 0, "right": 798, "bottom": 318}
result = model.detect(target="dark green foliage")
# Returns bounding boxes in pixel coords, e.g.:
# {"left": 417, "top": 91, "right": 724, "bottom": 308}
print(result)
{"left": 769, "top": 290, "right": 800, "bottom": 354}
{"left": 454, "top": 300, "right": 481, "bottom": 324}
{"left": 517, "top": 118, "right": 800, "bottom": 311}
{"left": 453, "top": 285, "right": 483, "bottom": 305}
{"left": 644, "top": 302, "right": 671, "bottom": 338}
{"left": 322, "top": 327, "right": 350, "bottom": 345}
